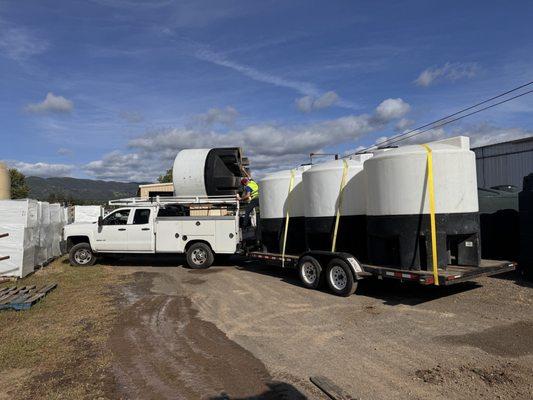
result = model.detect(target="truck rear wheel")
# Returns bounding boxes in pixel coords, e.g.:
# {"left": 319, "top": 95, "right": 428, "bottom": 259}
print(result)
{"left": 69, "top": 243, "right": 96, "bottom": 267}
{"left": 326, "top": 258, "right": 357, "bottom": 297}
{"left": 186, "top": 242, "right": 214, "bottom": 269}
{"left": 298, "top": 255, "right": 323, "bottom": 289}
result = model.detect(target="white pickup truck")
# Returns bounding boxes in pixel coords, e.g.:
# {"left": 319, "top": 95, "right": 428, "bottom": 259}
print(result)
{"left": 63, "top": 196, "right": 240, "bottom": 268}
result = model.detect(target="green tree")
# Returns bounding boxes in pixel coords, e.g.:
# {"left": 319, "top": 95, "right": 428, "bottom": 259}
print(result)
{"left": 9, "top": 169, "right": 29, "bottom": 199}
{"left": 158, "top": 168, "right": 173, "bottom": 183}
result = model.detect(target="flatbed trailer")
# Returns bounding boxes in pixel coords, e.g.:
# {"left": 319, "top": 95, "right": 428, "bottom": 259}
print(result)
{"left": 248, "top": 250, "right": 516, "bottom": 296}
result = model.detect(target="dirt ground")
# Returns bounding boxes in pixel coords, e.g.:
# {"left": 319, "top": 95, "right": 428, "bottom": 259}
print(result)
{"left": 1, "top": 256, "right": 532, "bottom": 399}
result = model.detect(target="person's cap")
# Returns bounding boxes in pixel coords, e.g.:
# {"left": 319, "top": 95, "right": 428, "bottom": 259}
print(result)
{"left": 241, "top": 177, "right": 249, "bottom": 185}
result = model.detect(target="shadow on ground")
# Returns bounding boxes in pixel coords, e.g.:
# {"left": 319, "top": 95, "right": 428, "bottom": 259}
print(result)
{"left": 234, "top": 259, "right": 483, "bottom": 307}
{"left": 208, "top": 381, "right": 307, "bottom": 400}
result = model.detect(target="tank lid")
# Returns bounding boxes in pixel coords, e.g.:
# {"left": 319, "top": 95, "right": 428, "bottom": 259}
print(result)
{"left": 261, "top": 164, "right": 311, "bottom": 180}
{"left": 370, "top": 136, "right": 471, "bottom": 158}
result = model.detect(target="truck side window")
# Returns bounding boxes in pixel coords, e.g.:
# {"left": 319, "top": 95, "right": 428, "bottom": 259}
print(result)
{"left": 103, "top": 209, "right": 130, "bottom": 225}
{"left": 133, "top": 209, "right": 151, "bottom": 225}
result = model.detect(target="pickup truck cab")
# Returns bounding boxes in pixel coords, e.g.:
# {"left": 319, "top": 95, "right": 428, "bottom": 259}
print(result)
{"left": 64, "top": 196, "right": 240, "bottom": 269}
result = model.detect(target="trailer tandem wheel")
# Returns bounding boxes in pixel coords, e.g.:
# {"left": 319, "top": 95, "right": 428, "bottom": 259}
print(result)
{"left": 326, "top": 258, "right": 357, "bottom": 297}
{"left": 298, "top": 255, "right": 323, "bottom": 289}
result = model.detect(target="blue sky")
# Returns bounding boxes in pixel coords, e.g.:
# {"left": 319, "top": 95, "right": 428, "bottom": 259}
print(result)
{"left": 0, "top": 0, "right": 532, "bottom": 181}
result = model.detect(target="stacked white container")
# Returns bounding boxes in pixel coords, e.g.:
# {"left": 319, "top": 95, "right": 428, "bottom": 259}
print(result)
{"left": 74, "top": 205, "right": 102, "bottom": 223}
{"left": 36, "top": 201, "right": 52, "bottom": 266}
{"left": 0, "top": 199, "right": 39, "bottom": 278}
{"left": 50, "top": 203, "right": 64, "bottom": 258}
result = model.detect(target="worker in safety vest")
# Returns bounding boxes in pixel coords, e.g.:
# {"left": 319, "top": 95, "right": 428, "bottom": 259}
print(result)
{"left": 238, "top": 177, "right": 259, "bottom": 227}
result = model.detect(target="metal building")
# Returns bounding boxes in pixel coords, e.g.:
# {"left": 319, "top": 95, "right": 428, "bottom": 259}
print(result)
{"left": 473, "top": 136, "right": 533, "bottom": 189}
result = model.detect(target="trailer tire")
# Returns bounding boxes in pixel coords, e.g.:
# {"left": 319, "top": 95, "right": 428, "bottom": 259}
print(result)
{"left": 298, "top": 256, "right": 323, "bottom": 289}
{"left": 69, "top": 243, "right": 96, "bottom": 267}
{"left": 186, "top": 242, "right": 214, "bottom": 269}
{"left": 326, "top": 258, "right": 357, "bottom": 297}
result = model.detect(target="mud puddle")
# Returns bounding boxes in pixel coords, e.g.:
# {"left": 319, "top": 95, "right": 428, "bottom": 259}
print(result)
{"left": 108, "top": 271, "right": 305, "bottom": 399}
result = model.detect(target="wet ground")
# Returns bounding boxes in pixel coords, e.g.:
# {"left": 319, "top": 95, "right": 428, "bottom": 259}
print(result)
{"left": 105, "top": 256, "right": 533, "bottom": 399}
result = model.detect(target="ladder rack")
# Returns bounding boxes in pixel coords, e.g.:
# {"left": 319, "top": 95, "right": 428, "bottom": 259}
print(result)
{"left": 108, "top": 195, "right": 239, "bottom": 207}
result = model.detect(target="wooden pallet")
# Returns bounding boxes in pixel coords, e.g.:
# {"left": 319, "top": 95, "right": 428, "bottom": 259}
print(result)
{"left": 0, "top": 283, "right": 57, "bottom": 311}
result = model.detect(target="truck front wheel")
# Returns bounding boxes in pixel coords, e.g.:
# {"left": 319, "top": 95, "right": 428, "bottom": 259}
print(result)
{"left": 186, "top": 243, "right": 214, "bottom": 269}
{"left": 69, "top": 243, "right": 96, "bottom": 267}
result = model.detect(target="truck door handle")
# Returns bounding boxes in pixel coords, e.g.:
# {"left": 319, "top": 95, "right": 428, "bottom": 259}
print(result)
{"left": 141, "top": 228, "right": 150, "bottom": 231}
{"left": 118, "top": 228, "right": 126, "bottom": 231}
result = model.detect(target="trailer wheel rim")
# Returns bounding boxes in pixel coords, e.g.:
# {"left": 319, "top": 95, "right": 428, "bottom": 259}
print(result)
{"left": 329, "top": 265, "right": 347, "bottom": 291}
{"left": 301, "top": 261, "right": 318, "bottom": 284}
{"left": 74, "top": 249, "right": 92, "bottom": 265}
{"left": 191, "top": 248, "right": 207, "bottom": 265}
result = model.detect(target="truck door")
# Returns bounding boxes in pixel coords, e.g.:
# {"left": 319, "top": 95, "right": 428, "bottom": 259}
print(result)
{"left": 94, "top": 208, "right": 131, "bottom": 252}
{"left": 128, "top": 208, "right": 155, "bottom": 252}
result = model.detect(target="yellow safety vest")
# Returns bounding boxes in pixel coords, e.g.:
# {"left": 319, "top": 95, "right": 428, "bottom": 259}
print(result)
{"left": 246, "top": 180, "right": 259, "bottom": 199}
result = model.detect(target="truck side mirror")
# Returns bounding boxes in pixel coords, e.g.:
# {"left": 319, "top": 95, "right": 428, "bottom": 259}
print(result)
{"left": 98, "top": 216, "right": 103, "bottom": 226}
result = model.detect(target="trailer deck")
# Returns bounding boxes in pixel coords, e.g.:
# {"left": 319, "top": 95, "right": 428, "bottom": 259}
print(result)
{"left": 248, "top": 251, "right": 515, "bottom": 287}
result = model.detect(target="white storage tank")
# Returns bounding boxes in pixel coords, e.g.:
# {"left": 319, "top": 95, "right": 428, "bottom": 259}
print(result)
{"left": 303, "top": 154, "right": 373, "bottom": 260}
{"left": 0, "top": 162, "right": 10, "bottom": 200}
{"left": 173, "top": 148, "right": 247, "bottom": 197}
{"left": 259, "top": 165, "right": 310, "bottom": 254}
{"left": 365, "top": 136, "right": 481, "bottom": 270}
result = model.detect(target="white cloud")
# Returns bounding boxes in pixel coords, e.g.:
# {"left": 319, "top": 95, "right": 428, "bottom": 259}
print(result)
{"left": 296, "top": 91, "right": 339, "bottom": 112}
{"left": 415, "top": 62, "right": 479, "bottom": 87}
{"left": 84, "top": 97, "right": 410, "bottom": 181}
{"left": 84, "top": 151, "right": 166, "bottom": 182}
{"left": 5, "top": 161, "right": 73, "bottom": 178}
{"left": 26, "top": 92, "right": 74, "bottom": 114}
{"left": 57, "top": 148, "right": 72, "bottom": 156}
{"left": 0, "top": 24, "right": 49, "bottom": 61}
{"left": 193, "top": 106, "right": 238, "bottom": 127}
{"left": 374, "top": 98, "right": 410, "bottom": 121}
{"left": 195, "top": 48, "right": 319, "bottom": 96}
{"left": 395, "top": 118, "right": 413, "bottom": 132}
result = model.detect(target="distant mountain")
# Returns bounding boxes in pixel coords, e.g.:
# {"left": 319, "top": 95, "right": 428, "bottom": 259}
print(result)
{"left": 27, "top": 176, "right": 145, "bottom": 204}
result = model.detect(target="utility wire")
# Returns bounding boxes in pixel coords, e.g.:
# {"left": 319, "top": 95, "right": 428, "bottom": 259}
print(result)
{"left": 348, "top": 81, "right": 533, "bottom": 155}
{"left": 376, "top": 88, "right": 533, "bottom": 148}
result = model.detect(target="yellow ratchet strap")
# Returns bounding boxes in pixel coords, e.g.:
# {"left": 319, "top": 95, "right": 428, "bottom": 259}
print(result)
{"left": 421, "top": 144, "right": 439, "bottom": 286}
{"left": 281, "top": 169, "right": 295, "bottom": 268}
{"left": 331, "top": 159, "right": 349, "bottom": 252}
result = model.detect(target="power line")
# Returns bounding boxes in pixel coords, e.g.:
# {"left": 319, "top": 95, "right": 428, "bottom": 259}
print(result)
{"left": 349, "top": 81, "right": 533, "bottom": 155}
{"left": 378, "top": 88, "right": 533, "bottom": 148}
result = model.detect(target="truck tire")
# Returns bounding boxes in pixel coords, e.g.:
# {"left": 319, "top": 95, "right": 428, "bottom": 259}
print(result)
{"left": 186, "top": 242, "right": 214, "bottom": 269}
{"left": 325, "top": 258, "right": 357, "bottom": 297}
{"left": 69, "top": 243, "right": 96, "bottom": 267}
{"left": 298, "top": 255, "right": 323, "bottom": 289}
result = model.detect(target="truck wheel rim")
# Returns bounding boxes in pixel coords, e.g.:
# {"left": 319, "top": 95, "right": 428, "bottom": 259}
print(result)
{"left": 329, "top": 265, "right": 347, "bottom": 290}
{"left": 302, "top": 261, "right": 317, "bottom": 284}
{"left": 192, "top": 248, "right": 207, "bottom": 264}
{"left": 75, "top": 249, "right": 91, "bottom": 265}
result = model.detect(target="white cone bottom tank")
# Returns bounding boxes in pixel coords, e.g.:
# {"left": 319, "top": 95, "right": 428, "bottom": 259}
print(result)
{"left": 365, "top": 136, "right": 481, "bottom": 269}
{"left": 259, "top": 165, "right": 310, "bottom": 254}
{"left": 302, "top": 154, "right": 372, "bottom": 260}
{"left": 172, "top": 148, "right": 245, "bottom": 197}
{"left": 0, "top": 163, "right": 10, "bottom": 200}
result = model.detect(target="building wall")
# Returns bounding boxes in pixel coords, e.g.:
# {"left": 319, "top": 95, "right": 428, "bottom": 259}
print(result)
{"left": 138, "top": 183, "right": 174, "bottom": 197}
{"left": 474, "top": 137, "right": 533, "bottom": 189}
